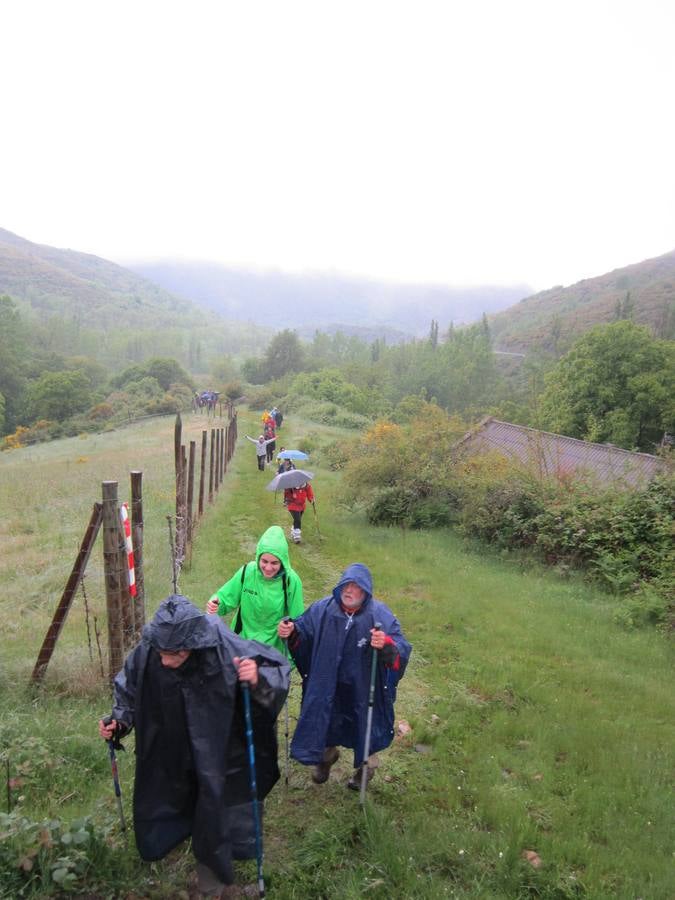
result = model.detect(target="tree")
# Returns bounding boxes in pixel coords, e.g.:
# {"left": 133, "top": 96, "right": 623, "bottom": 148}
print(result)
{"left": 428, "top": 319, "right": 439, "bottom": 349}
{"left": 0, "top": 296, "right": 29, "bottom": 434}
{"left": 261, "top": 330, "right": 305, "bottom": 380}
{"left": 145, "top": 358, "right": 193, "bottom": 391}
{"left": 26, "top": 370, "right": 94, "bottom": 423}
{"left": 539, "top": 321, "right": 674, "bottom": 450}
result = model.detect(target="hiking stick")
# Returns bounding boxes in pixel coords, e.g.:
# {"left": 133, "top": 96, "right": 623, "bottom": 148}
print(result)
{"left": 108, "top": 740, "right": 127, "bottom": 831}
{"left": 102, "top": 717, "right": 126, "bottom": 832}
{"left": 360, "top": 621, "right": 382, "bottom": 806}
{"left": 241, "top": 676, "right": 265, "bottom": 898}
{"left": 311, "top": 501, "right": 323, "bottom": 540}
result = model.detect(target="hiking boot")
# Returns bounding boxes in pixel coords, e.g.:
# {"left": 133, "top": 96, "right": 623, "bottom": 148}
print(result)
{"left": 312, "top": 747, "right": 340, "bottom": 783}
{"left": 347, "top": 765, "right": 375, "bottom": 791}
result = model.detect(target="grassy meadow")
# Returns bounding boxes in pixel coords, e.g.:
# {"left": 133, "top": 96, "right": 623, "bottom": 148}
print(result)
{"left": 0, "top": 409, "right": 673, "bottom": 899}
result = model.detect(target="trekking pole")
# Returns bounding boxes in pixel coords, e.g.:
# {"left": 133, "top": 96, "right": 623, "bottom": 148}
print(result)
{"left": 281, "top": 617, "right": 291, "bottom": 787}
{"left": 360, "top": 621, "right": 382, "bottom": 806}
{"left": 311, "top": 501, "right": 323, "bottom": 541}
{"left": 166, "top": 515, "right": 178, "bottom": 593}
{"left": 101, "top": 716, "right": 127, "bottom": 832}
{"left": 241, "top": 670, "right": 265, "bottom": 898}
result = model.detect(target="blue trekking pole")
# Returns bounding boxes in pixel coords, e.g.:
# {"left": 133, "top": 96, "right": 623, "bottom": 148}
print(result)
{"left": 241, "top": 673, "right": 265, "bottom": 898}
{"left": 360, "top": 621, "right": 382, "bottom": 806}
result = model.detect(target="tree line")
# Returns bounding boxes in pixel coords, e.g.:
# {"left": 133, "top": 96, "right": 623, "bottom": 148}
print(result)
{"left": 243, "top": 318, "right": 674, "bottom": 454}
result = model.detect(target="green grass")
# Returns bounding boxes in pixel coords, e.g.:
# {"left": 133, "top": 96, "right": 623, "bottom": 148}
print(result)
{"left": 0, "top": 410, "right": 673, "bottom": 898}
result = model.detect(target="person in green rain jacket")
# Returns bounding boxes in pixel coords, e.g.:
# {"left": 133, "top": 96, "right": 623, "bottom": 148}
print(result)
{"left": 206, "top": 525, "right": 304, "bottom": 655}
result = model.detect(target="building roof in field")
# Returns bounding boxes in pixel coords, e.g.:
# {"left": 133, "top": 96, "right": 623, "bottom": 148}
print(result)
{"left": 455, "top": 418, "right": 668, "bottom": 488}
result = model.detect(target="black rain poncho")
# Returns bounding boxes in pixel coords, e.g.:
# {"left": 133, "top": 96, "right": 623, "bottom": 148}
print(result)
{"left": 110, "top": 595, "right": 290, "bottom": 885}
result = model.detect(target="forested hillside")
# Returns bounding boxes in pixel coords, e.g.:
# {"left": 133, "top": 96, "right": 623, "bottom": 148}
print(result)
{"left": 490, "top": 248, "right": 675, "bottom": 352}
{"left": 0, "top": 227, "right": 272, "bottom": 368}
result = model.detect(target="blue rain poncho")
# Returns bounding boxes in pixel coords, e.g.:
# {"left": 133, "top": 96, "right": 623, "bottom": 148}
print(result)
{"left": 289, "top": 563, "right": 411, "bottom": 767}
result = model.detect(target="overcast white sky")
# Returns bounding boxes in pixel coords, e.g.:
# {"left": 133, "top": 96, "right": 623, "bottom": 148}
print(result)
{"left": 2, "top": 0, "right": 674, "bottom": 292}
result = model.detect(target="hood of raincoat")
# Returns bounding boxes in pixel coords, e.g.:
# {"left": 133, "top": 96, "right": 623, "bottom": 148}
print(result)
{"left": 331, "top": 562, "right": 373, "bottom": 605}
{"left": 144, "top": 594, "right": 217, "bottom": 651}
{"left": 256, "top": 525, "right": 292, "bottom": 576}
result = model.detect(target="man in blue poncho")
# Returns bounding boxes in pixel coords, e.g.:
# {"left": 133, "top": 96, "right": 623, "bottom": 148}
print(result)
{"left": 99, "top": 595, "right": 289, "bottom": 898}
{"left": 278, "top": 563, "right": 411, "bottom": 789}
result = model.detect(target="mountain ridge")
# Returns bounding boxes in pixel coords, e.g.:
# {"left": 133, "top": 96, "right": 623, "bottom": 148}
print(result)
{"left": 489, "top": 248, "right": 675, "bottom": 351}
{"left": 126, "top": 259, "right": 532, "bottom": 337}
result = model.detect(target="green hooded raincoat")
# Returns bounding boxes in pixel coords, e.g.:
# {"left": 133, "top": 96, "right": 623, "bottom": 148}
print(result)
{"left": 209, "top": 525, "right": 303, "bottom": 655}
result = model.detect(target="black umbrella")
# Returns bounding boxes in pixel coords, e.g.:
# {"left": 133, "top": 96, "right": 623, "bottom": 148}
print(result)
{"left": 265, "top": 469, "right": 314, "bottom": 492}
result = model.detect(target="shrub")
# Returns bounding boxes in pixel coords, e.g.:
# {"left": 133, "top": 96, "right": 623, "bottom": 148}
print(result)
{"left": 87, "top": 403, "right": 114, "bottom": 421}
{"left": 1, "top": 426, "right": 30, "bottom": 450}
{"left": 223, "top": 380, "right": 243, "bottom": 401}
{"left": 340, "top": 402, "right": 674, "bottom": 626}
{"left": 0, "top": 811, "right": 122, "bottom": 897}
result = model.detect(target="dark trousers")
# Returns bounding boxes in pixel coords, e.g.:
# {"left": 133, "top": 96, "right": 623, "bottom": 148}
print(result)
{"left": 290, "top": 510, "right": 303, "bottom": 529}
{"left": 257, "top": 455, "right": 265, "bottom": 471}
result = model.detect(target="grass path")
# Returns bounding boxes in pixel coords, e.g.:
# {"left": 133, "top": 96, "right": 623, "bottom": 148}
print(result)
{"left": 182, "top": 411, "right": 674, "bottom": 899}
{"left": 1, "top": 410, "right": 673, "bottom": 898}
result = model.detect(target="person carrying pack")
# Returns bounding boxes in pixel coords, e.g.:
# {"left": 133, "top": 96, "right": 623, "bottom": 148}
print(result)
{"left": 206, "top": 525, "right": 303, "bottom": 656}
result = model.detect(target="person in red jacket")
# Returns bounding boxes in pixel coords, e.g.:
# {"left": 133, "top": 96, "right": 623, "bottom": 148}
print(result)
{"left": 283, "top": 481, "right": 314, "bottom": 544}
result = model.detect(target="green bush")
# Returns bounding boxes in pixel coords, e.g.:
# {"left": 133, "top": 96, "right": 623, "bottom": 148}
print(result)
{"left": 341, "top": 406, "right": 674, "bottom": 626}
{"left": 0, "top": 812, "right": 121, "bottom": 897}
{"left": 290, "top": 399, "right": 373, "bottom": 430}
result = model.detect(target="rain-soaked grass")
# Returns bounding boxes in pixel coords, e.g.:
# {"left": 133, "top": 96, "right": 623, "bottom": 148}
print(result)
{"left": 0, "top": 409, "right": 673, "bottom": 898}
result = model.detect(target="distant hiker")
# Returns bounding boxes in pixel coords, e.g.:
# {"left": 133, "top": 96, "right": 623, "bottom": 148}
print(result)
{"left": 283, "top": 480, "right": 314, "bottom": 544}
{"left": 277, "top": 563, "right": 410, "bottom": 789}
{"left": 245, "top": 434, "right": 275, "bottom": 471}
{"left": 263, "top": 417, "right": 276, "bottom": 463}
{"left": 98, "top": 594, "right": 289, "bottom": 898}
{"left": 206, "top": 525, "right": 304, "bottom": 657}
{"left": 273, "top": 408, "right": 283, "bottom": 429}
{"left": 277, "top": 450, "right": 296, "bottom": 475}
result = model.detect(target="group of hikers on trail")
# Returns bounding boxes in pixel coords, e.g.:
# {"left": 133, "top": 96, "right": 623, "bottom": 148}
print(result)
{"left": 99, "top": 518, "right": 411, "bottom": 898}
{"left": 244, "top": 407, "right": 283, "bottom": 469}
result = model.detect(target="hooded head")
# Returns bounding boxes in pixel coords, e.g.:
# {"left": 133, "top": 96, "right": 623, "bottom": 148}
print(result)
{"left": 256, "top": 525, "right": 292, "bottom": 576}
{"left": 258, "top": 435, "right": 265, "bottom": 442}
{"left": 332, "top": 563, "right": 373, "bottom": 609}
{"left": 145, "top": 595, "right": 216, "bottom": 652}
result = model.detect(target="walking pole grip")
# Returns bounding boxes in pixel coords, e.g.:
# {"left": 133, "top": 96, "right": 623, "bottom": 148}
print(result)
{"left": 360, "top": 621, "right": 382, "bottom": 805}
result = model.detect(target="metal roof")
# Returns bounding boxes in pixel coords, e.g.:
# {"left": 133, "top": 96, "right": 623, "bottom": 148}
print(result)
{"left": 456, "top": 418, "right": 668, "bottom": 488}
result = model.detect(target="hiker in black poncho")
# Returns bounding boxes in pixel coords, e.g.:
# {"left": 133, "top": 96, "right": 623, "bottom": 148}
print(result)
{"left": 98, "top": 594, "right": 290, "bottom": 898}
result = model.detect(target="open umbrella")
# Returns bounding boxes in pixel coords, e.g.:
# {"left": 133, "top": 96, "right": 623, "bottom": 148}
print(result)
{"left": 278, "top": 449, "right": 310, "bottom": 460}
{"left": 266, "top": 469, "right": 314, "bottom": 492}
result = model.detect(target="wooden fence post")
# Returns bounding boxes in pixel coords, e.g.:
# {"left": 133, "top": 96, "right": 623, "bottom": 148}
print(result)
{"left": 187, "top": 440, "right": 196, "bottom": 550}
{"left": 198, "top": 430, "right": 207, "bottom": 517}
{"left": 215, "top": 428, "right": 221, "bottom": 491}
{"left": 176, "top": 445, "right": 187, "bottom": 566}
{"left": 174, "top": 413, "right": 182, "bottom": 475}
{"left": 30, "top": 502, "right": 103, "bottom": 686}
{"left": 209, "top": 429, "right": 215, "bottom": 503}
{"left": 102, "top": 482, "right": 126, "bottom": 681}
{"left": 130, "top": 470, "right": 145, "bottom": 641}
{"left": 219, "top": 427, "right": 225, "bottom": 480}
